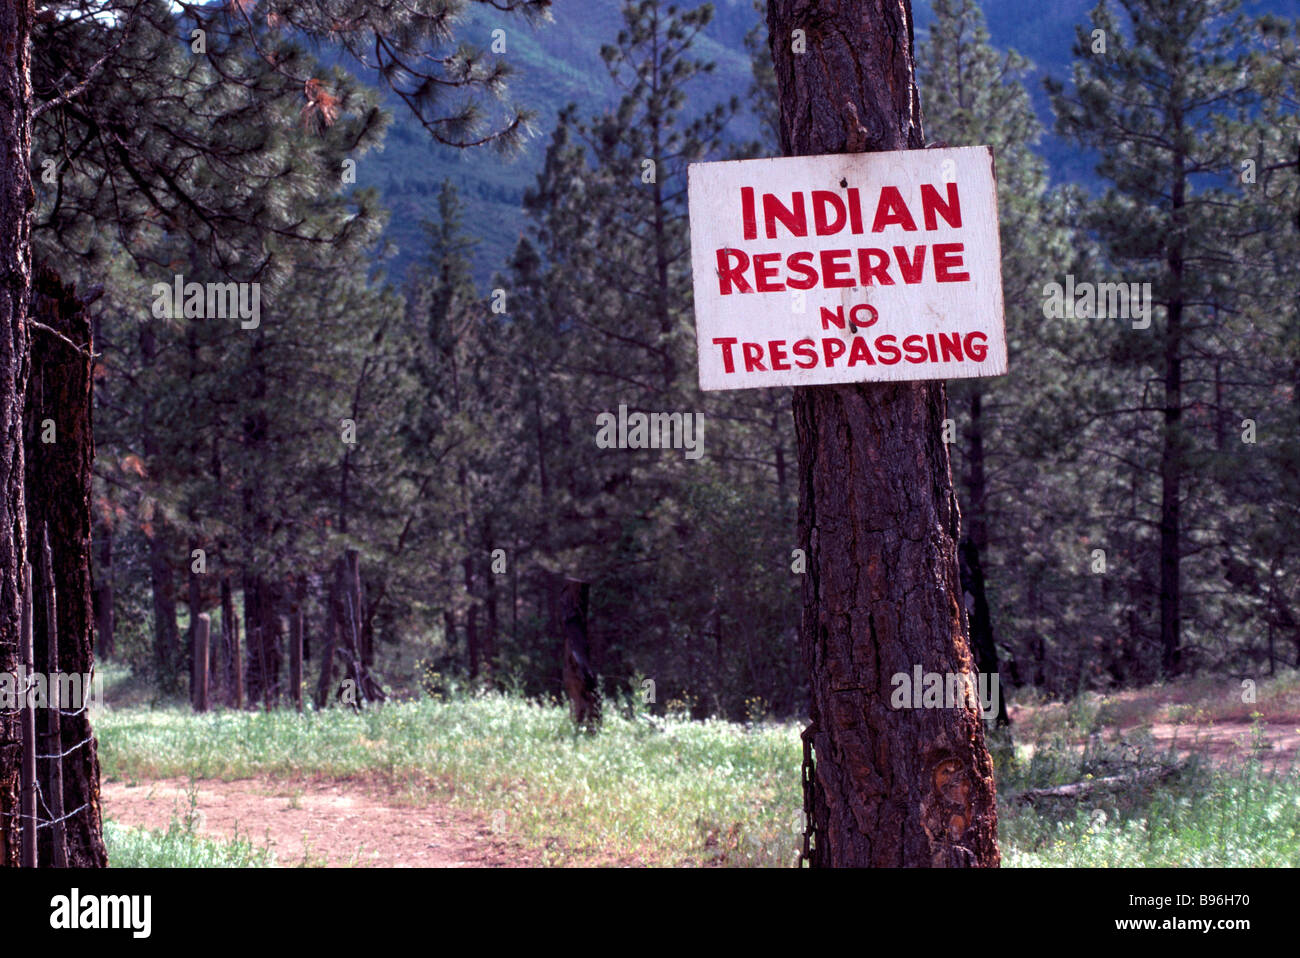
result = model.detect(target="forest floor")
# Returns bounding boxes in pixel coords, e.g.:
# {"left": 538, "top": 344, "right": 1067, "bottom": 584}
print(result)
{"left": 94, "top": 668, "right": 1300, "bottom": 867}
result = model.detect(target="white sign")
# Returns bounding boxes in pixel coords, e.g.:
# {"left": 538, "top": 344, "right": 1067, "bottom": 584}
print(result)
{"left": 687, "top": 146, "right": 1007, "bottom": 391}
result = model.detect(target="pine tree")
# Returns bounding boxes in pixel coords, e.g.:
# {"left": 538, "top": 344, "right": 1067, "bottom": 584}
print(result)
{"left": 1049, "top": 0, "right": 1261, "bottom": 676}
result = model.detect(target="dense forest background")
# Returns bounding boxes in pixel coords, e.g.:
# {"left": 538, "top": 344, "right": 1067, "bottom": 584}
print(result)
{"left": 55, "top": 0, "right": 1300, "bottom": 721}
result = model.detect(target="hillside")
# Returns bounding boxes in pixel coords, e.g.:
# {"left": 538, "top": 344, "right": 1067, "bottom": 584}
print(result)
{"left": 359, "top": 0, "right": 1286, "bottom": 284}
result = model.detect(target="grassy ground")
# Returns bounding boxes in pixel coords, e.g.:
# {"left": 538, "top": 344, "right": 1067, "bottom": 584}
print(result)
{"left": 103, "top": 781, "right": 276, "bottom": 867}
{"left": 93, "top": 669, "right": 1300, "bottom": 867}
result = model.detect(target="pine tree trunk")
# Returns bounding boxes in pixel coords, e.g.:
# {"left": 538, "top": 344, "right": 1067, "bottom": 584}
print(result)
{"left": 25, "top": 265, "right": 107, "bottom": 866}
{"left": 0, "top": 0, "right": 32, "bottom": 866}
{"left": 768, "top": 0, "right": 999, "bottom": 867}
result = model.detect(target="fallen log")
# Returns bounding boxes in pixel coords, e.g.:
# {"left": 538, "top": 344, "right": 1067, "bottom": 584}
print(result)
{"left": 1016, "top": 765, "right": 1180, "bottom": 804}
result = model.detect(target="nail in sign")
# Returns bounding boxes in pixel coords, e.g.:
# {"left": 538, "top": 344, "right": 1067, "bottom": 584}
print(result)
{"left": 687, "top": 146, "right": 1008, "bottom": 391}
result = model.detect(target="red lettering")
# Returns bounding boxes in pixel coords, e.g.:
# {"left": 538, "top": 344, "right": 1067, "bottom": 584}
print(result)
{"left": 893, "top": 245, "right": 927, "bottom": 284}
{"left": 812, "top": 190, "right": 847, "bottom": 235}
{"left": 712, "top": 337, "right": 739, "bottom": 373}
{"left": 849, "top": 303, "right": 879, "bottom": 329}
{"left": 921, "top": 181, "right": 962, "bottom": 230}
{"left": 847, "top": 187, "right": 864, "bottom": 233}
{"left": 934, "top": 243, "right": 970, "bottom": 283}
{"left": 741, "top": 186, "right": 757, "bottom": 241}
{"left": 847, "top": 336, "right": 875, "bottom": 366}
{"left": 857, "top": 248, "right": 894, "bottom": 286}
{"left": 753, "top": 253, "right": 785, "bottom": 292}
{"left": 742, "top": 341, "right": 767, "bottom": 372}
{"left": 716, "top": 248, "right": 752, "bottom": 294}
{"left": 871, "top": 186, "right": 918, "bottom": 232}
{"left": 763, "top": 192, "right": 807, "bottom": 238}
{"left": 787, "top": 251, "right": 818, "bottom": 290}
{"left": 792, "top": 339, "right": 818, "bottom": 368}
{"left": 822, "top": 337, "right": 846, "bottom": 367}
{"left": 820, "top": 306, "right": 846, "bottom": 331}
{"left": 768, "top": 340, "right": 791, "bottom": 371}
{"left": 820, "top": 249, "right": 855, "bottom": 288}
{"left": 876, "top": 334, "right": 901, "bottom": 364}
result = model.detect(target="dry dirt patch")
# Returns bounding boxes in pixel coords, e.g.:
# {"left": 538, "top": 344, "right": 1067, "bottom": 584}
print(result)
{"left": 102, "top": 777, "right": 534, "bottom": 867}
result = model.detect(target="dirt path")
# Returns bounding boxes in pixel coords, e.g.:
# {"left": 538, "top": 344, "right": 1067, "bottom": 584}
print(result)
{"left": 1142, "top": 720, "right": 1300, "bottom": 770}
{"left": 102, "top": 778, "right": 532, "bottom": 867}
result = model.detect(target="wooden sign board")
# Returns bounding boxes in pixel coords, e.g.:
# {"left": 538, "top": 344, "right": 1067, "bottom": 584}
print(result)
{"left": 687, "top": 146, "right": 1007, "bottom": 391}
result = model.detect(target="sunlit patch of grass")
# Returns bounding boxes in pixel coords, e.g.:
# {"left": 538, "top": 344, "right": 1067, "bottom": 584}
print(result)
{"left": 95, "top": 691, "right": 1300, "bottom": 867}
{"left": 97, "top": 694, "right": 803, "bottom": 867}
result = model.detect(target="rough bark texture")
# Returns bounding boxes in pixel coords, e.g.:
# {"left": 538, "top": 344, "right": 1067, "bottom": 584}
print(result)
{"left": 768, "top": 0, "right": 999, "bottom": 866}
{"left": 24, "top": 265, "right": 108, "bottom": 866}
{"left": 0, "top": 0, "right": 33, "bottom": 868}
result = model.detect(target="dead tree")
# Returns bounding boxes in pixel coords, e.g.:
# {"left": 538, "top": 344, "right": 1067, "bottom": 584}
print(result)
{"left": 317, "top": 551, "right": 384, "bottom": 708}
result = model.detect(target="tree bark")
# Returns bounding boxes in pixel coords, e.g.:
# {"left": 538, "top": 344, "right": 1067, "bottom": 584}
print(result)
{"left": 0, "top": 0, "right": 35, "bottom": 867}
{"left": 768, "top": 0, "right": 999, "bottom": 867}
{"left": 24, "top": 266, "right": 107, "bottom": 866}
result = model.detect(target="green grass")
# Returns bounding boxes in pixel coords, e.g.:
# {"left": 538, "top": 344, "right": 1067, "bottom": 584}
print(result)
{"left": 92, "top": 688, "right": 1300, "bottom": 867}
{"left": 96, "top": 694, "right": 803, "bottom": 866}
{"left": 104, "top": 822, "right": 276, "bottom": 868}
{"left": 995, "top": 728, "right": 1300, "bottom": 866}
{"left": 103, "top": 781, "right": 276, "bottom": 868}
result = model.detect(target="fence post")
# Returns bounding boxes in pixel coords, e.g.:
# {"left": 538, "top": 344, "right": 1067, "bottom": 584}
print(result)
{"left": 20, "top": 560, "right": 36, "bottom": 868}
{"left": 41, "top": 528, "right": 67, "bottom": 866}
{"left": 193, "top": 613, "right": 210, "bottom": 712}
